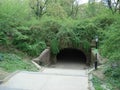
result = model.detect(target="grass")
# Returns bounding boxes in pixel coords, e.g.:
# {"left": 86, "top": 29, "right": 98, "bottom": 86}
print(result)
{"left": 92, "top": 75, "right": 105, "bottom": 90}
{"left": 104, "top": 63, "right": 120, "bottom": 90}
{"left": 91, "top": 63, "right": 120, "bottom": 90}
{"left": 0, "top": 53, "right": 38, "bottom": 72}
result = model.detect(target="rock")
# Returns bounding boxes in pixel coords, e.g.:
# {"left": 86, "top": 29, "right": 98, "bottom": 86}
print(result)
{"left": 111, "top": 63, "right": 118, "bottom": 68}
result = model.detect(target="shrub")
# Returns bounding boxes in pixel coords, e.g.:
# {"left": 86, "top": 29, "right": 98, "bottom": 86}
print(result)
{"left": 0, "top": 53, "right": 38, "bottom": 72}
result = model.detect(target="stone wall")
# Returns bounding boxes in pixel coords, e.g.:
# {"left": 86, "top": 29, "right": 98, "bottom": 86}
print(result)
{"left": 91, "top": 50, "right": 96, "bottom": 64}
{"left": 33, "top": 48, "right": 51, "bottom": 65}
{"left": 33, "top": 47, "right": 92, "bottom": 66}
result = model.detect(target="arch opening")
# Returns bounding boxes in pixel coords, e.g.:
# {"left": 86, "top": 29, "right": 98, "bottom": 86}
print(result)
{"left": 56, "top": 48, "right": 87, "bottom": 63}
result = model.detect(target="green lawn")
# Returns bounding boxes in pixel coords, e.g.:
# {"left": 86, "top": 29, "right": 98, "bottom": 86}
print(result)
{"left": 92, "top": 76, "right": 105, "bottom": 90}
{"left": 0, "top": 53, "right": 38, "bottom": 72}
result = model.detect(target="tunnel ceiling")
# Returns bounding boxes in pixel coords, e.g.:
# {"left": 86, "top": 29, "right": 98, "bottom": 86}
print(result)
{"left": 56, "top": 48, "right": 87, "bottom": 63}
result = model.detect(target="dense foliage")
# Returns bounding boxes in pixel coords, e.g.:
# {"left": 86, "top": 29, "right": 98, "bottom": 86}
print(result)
{"left": 0, "top": 0, "right": 99, "bottom": 56}
{"left": 100, "top": 16, "right": 120, "bottom": 89}
{"left": 0, "top": 53, "right": 38, "bottom": 72}
{"left": 0, "top": 0, "right": 120, "bottom": 89}
{"left": 100, "top": 15, "right": 120, "bottom": 61}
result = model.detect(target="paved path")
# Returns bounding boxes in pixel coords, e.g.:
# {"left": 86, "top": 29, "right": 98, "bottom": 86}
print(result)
{"left": 49, "top": 61, "right": 89, "bottom": 70}
{"left": 0, "top": 67, "right": 89, "bottom": 90}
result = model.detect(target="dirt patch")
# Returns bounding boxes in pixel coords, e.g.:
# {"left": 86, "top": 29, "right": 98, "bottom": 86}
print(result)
{"left": 0, "top": 68, "right": 10, "bottom": 80}
{"left": 92, "top": 68, "right": 105, "bottom": 80}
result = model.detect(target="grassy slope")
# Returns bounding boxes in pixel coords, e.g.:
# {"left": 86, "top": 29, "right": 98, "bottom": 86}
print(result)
{"left": 0, "top": 53, "right": 38, "bottom": 72}
{"left": 0, "top": 47, "right": 38, "bottom": 74}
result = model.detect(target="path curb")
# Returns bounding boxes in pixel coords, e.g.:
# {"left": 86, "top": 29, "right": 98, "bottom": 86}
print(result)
{"left": 0, "top": 80, "right": 3, "bottom": 84}
{"left": 0, "top": 71, "right": 20, "bottom": 84}
{"left": 32, "top": 61, "right": 42, "bottom": 70}
{"left": 89, "top": 73, "right": 95, "bottom": 90}
{"left": 88, "top": 68, "right": 95, "bottom": 90}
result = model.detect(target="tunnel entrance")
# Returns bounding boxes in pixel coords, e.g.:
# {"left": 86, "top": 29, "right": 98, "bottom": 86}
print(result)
{"left": 50, "top": 48, "right": 88, "bottom": 70}
{"left": 51, "top": 48, "right": 88, "bottom": 70}
{"left": 57, "top": 48, "right": 87, "bottom": 63}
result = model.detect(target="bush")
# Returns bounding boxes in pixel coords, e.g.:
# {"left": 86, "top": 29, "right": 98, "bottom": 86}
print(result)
{"left": 92, "top": 76, "right": 104, "bottom": 90}
{"left": 104, "top": 62, "right": 120, "bottom": 89}
{"left": 0, "top": 0, "right": 31, "bottom": 47}
{"left": 0, "top": 53, "right": 38, "bottom": 72}
{"left": 50, "top": 38, "right": 59, "bottom": 55}
{"left": 100, "top": 25, "right": 120, "bottom": 61}
{"left": 99, "top": 14, "right": 120, "bottom": 90}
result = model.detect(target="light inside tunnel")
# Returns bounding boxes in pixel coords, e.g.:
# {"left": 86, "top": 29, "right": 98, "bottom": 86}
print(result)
{"left": 56, "top": 48, "right": 87, "bottom": 63}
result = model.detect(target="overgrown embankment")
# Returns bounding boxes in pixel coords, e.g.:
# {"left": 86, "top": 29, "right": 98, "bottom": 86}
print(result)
{"left": 0, "top": 1, "right": 120, "bottom": 89}
{"left": 91, "top": 15, "right": 120, "bottom": 90}
{"left": 0, "top": 0, "right": 100, "bottom": 57}
{"left": 0, "top": 49, "right": 38, "bottom": 80}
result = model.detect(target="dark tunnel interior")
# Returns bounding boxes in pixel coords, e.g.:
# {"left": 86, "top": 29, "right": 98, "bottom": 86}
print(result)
{"left": 56, "top": 48, "right": 87, "bottom": 63}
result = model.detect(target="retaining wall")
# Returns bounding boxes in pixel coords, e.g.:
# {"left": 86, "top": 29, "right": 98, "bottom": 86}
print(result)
{"left": 33, "top": 48, "right": 51, "bottom": 65}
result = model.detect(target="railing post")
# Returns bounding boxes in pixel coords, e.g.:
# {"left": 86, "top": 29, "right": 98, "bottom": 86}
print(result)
{"left": 95, "top": 36, "right": 98, "bottom": 70}
{"left": 95, "top": 53, "right": 97, "bottom": 70}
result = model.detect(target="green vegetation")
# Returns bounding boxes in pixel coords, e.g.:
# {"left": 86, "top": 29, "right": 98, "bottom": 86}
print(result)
{"left": 92, "top": 76, "right": 104, "bottom": 90}
{"left": 104, "top": 63, "right": 120, "bottom": 89}
{"left": 0, "top": 0, "right": 99, "bottom": 56}
{"left": 0, "top": 53, "right": 38, "bottom": 72}
{"left": 0, "top": 0, "right": 120, "bottom": 89}
{"left": 98, "top": 14, "right": 120, "bottom": 90}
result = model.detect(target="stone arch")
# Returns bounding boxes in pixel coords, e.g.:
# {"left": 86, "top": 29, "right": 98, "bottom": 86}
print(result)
{"left": 56, "top": 48, "right": 90, "bottom": 64}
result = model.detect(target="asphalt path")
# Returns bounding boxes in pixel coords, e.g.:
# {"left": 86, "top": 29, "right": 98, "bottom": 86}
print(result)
{"left": 0, "top": 62, "right": 89, "bottom": 90}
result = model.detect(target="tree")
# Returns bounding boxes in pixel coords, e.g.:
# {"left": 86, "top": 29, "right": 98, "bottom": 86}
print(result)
{"left": 29, "top": 0, "right": 49, "bottom": 18}
{"left": 102, "top": 0, "right": 120, "bottom": 14}
{"left": 46, "top": 2, "right": 67, "bottom": 18}
{"left": 58, "top": 0, "right": 79, "bottom": 18}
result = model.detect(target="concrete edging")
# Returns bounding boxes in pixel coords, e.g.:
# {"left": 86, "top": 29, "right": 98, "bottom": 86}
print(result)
{"left": 88, "top": 68, "right": 95, "bottom": 90}
{"left": 32, "top": 61, "right": 46, "bottom": 72}
{"left": 32, "top": 61, "right": 42, "bottom": 69}
{"left": 0, "top": 80, "right": 3, "bottom": 84}
{"left": 88, "top": 73, "right": 95, "bottom": 90}
{"left": 0, "top": 71, "right": 21, "bottom": 84}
